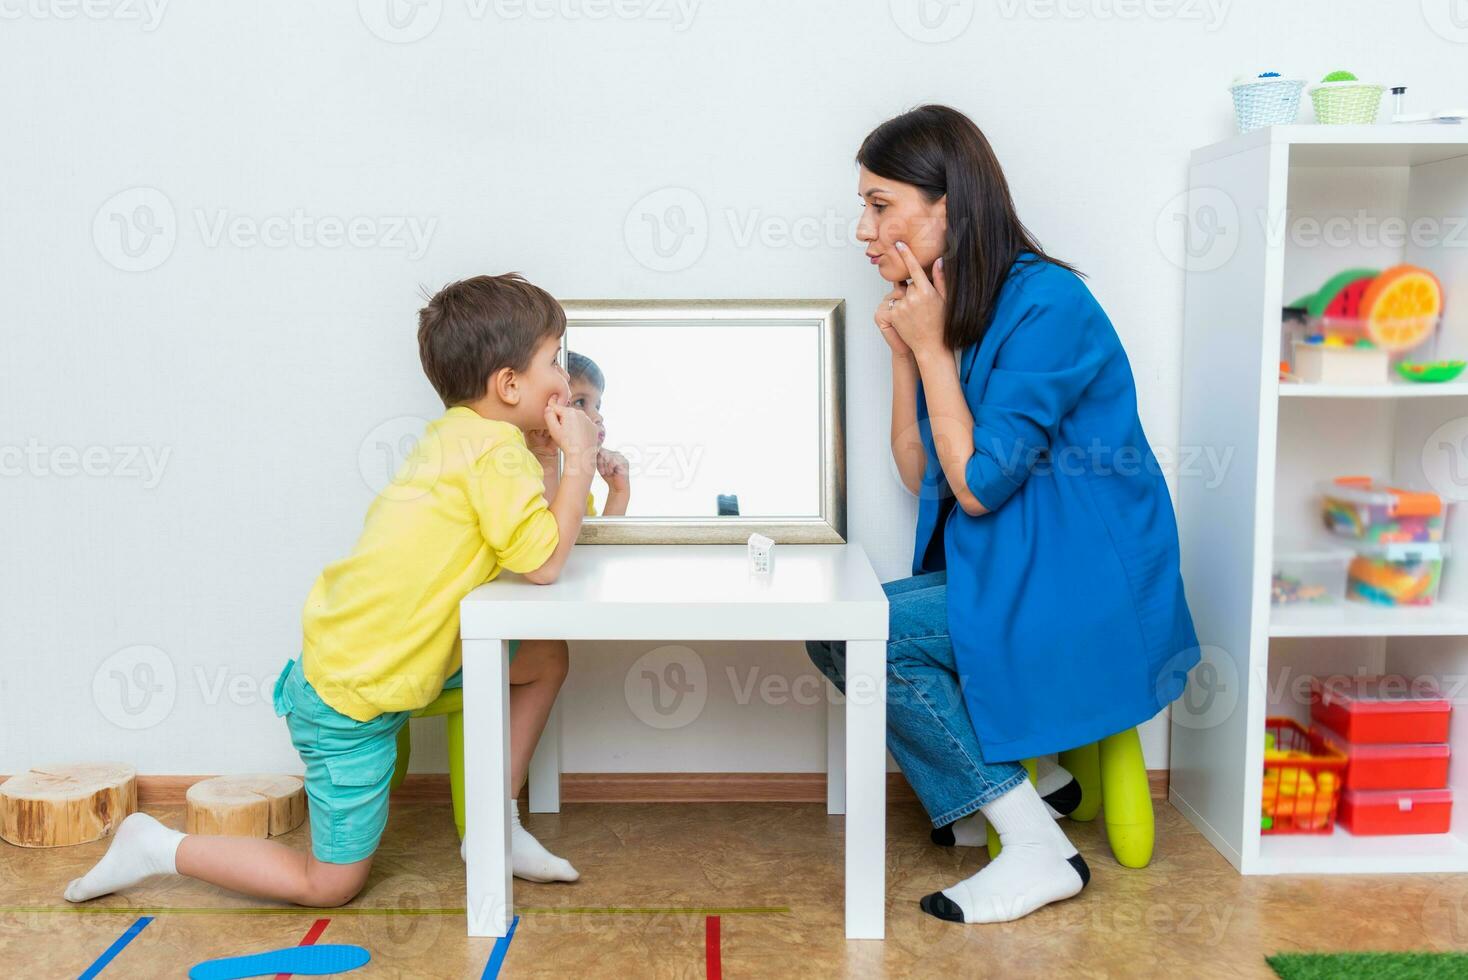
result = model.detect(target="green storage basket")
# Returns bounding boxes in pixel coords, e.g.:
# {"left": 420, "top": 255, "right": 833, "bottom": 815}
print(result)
{"left": 1310, "top": 81, "right": 1384, "bottom": 124}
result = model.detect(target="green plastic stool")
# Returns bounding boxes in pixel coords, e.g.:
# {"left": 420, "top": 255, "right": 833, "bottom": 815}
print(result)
{"left": 986, "top": 727, "right": 1154, "bottom": 869}
{"left": 390, "top": 687, "right": 466, "bottom": 838}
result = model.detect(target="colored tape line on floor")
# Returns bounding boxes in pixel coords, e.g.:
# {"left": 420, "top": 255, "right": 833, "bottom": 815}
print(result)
{"left": 187, "top": 944, "right": 369, "bottom": 980}
{"left": 705, "top": 915, "right": 722, "bottom": 980}
{"left": 480, "top": 915, "right": 519, "bottom": 979}
{"left": 2, "top": 904, "right": 790, "bottom": 917}
{"left": 79, "top": 915, "right": 153, "bottom": 979}
{"left": 275, "top": 918, "right": 330, "bottom": 980}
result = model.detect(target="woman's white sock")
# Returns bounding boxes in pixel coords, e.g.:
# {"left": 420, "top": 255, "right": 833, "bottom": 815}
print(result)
{"left": 931, "top": 758, "right": 1082, "bottom": 847}
{"left": 461, "top": 800, "right": 579, "bottom": 883}
{"left": 921, "top": 781, "right": 1089, "bottom": 924}
{"left": 64, "top": 812, "right": 184, "bottom": 903}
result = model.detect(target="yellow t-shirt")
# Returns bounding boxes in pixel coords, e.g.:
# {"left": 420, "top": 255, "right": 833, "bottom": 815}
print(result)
{"left": 302, "top": 406, "right": 559, "bottom": 721}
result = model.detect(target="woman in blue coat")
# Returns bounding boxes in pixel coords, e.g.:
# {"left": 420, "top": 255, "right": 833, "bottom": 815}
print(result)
{"left": 806, "top": 105, "right": 1198, "bottom": 926}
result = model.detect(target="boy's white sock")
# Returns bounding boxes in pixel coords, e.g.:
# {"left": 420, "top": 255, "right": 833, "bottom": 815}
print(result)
{"left": 931, "top": 757, "right": 1082, "bottom": 847}
{"left": 921, "top": 781, "right": 1089, "bottom": 924}
{"left": 64, "top": 813, "right": 184, "bottom": 903}
{"left": 460, "top": 800, "right": 579, "bottom": 883}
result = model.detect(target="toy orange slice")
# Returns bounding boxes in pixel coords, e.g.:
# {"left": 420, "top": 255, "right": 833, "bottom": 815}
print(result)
{"left": 1362, "top": 265, "right": 1442, "bottom": 351}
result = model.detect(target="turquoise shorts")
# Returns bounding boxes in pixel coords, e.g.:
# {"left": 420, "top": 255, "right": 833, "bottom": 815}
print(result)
{"left": 272, "top": 658, "right": 409, "bottom": 864}
{"left": 272, "top": 645, "right": 520, "bottom": 864}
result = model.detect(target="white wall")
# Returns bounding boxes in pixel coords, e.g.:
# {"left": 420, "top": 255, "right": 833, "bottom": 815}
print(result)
{"left": 4, "top": 0, "right": 1465, "bottom": 778}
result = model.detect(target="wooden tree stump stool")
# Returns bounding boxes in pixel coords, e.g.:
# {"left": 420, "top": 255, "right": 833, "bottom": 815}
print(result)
{"left": 185, "top": 775, "right": 307, "bottom": 838}
{"left": 0, "top": 763, "right": 138, "bottom": 847}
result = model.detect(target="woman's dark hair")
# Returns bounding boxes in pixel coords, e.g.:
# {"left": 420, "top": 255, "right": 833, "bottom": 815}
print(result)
{"left": 857, "top": 104, "right": 1079, "bottom": 351}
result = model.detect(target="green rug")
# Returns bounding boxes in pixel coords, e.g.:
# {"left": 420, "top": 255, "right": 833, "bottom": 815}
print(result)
{"left": 1267, "top": 952, "right": 1468, "bottom": 979}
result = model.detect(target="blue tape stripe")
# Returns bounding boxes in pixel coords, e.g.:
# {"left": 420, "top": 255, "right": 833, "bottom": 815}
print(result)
{"left": 79, "top": 915, "right": 153, "bottom": 979}
{"left": 480, "top": 915, "right": 520, "bottom": 979}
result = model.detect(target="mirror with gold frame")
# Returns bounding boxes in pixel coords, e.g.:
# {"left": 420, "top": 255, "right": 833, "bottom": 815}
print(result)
{"left": 559, "top": 299, "right": 845, "bottom": 544}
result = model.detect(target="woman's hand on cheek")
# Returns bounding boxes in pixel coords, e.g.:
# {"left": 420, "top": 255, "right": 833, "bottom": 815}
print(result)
{"left": 888, "top": 241, "right": 947, "bottom": 357}
{"left": 875, "top": 282, "right": 913, "bottom": 358}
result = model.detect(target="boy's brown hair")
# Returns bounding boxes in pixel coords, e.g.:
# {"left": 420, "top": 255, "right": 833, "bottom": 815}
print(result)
{"left": 417, "top": 273, "right": 565, "bottom": 407}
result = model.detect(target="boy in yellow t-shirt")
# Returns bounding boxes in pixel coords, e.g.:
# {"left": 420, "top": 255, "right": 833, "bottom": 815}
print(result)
{"left": 65, "top": 273, "right": 601, "bottom": 908}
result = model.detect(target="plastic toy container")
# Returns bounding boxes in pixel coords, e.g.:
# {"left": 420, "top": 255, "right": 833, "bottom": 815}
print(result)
{"left": 1310, "top": 675, "right": 1452, "bottom": 744}
{"left": 1272, "top": 543, "right": 1352, "bottom": 605}
{"left": 1346, "top": 542, "right": 1447, "bottom": 607}
{"left": 1262, "top": 718, "right": 1347, "bottom": 834}
{"left": 1321, "top": 478, "right": 1445, "bottom": 543}
{"left": 1287, "top": 314, "right": 1441, "bottom": 386}
{"left": 1337, "top": 787, "right": 1452, "bottom": 835}
{"left": 1310, "top": 725, "right": 1450, "bottom": 791}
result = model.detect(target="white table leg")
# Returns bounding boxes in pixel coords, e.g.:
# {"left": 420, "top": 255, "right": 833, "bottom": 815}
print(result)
{"left": 843, "top": 639, "right": 886, "bottom": 940}
{"left": 826, "top": 688, "right": 845, "bottom": 815}
{"left": 461, "top": 638, "right": 513, "bottom": 938}
{"left": 528, "top": 696, "right": 562, "bottom": 813}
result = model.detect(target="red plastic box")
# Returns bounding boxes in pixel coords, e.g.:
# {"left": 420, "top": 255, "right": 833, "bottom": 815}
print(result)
{"left": 1309, "top": 674, "right": 1451, "bottom": 744}
{"left": 1311, "top": 725, "right": 1450, "bottom": 790}
{"left": 1337, "top": 787, "right": 1453, "bottom": 835}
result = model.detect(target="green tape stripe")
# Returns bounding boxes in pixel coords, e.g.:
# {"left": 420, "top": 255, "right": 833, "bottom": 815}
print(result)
{"left": 0, "top": 905, "right": 789, "bottom": 917}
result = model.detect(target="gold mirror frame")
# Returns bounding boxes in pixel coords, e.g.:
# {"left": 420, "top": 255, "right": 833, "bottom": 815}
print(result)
{"left": 561, "top": 298, "right": 846, "bottom": 544}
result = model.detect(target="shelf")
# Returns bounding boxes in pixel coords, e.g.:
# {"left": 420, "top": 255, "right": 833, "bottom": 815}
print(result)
{"left": 1270, "top": 601, "right": 1468, "bottom": 637}
{"left": 1280, "top": 380, "right": 1468, "bottom": 399}
{"left": 1191, "top": 125, "right": 1468, "bottom": 168}
{"left": 1256, "top": 828, "right": 1468, "bottom": 875}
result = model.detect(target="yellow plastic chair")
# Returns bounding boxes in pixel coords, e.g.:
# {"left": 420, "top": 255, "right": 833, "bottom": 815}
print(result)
{"left": 390, "top": 687, "right": 466, "bottom": 838}
{"left": 986, "top": 727, "right": 1154, "bottom": 869}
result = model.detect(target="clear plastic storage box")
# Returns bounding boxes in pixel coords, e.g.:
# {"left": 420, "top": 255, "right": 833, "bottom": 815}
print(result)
{"left": 1272, "top": 542, "right": 1353, "bottom": 605}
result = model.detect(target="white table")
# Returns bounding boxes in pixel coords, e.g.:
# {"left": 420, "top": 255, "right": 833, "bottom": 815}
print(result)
{"left": 458, "top": 543, "right": 890, "bottom": 940}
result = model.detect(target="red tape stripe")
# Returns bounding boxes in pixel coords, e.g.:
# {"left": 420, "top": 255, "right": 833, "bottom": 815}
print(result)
{"left": 274, "top": 918, "right": 330, "bottom": 979}
{"left": 705, "top": 915, "right": 721, "bottom": 980}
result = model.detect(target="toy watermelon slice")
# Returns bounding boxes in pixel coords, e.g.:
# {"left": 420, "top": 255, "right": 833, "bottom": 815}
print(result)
{"left": 1299, "top": 268, "right": 1379, "bottom": 319}
{"left": 1396, "top": 360, "right": 1465, "bottom": 383}
{"left": 1362, "top": 265, "right": 1442, "bottom": 351}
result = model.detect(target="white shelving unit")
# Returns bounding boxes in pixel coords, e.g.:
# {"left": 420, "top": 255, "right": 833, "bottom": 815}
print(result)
{"left": 1171, "top": 125, "right": 1468, "bottom": 875}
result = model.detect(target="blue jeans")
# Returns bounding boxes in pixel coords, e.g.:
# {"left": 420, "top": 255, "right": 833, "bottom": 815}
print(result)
{"left": 805, "top": 570, "right": 1026, "bottom": 827}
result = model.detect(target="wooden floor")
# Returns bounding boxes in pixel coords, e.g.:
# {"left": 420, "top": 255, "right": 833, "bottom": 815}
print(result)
{"left": 1, "top": 798, "right": 1463, "bottom": 978}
